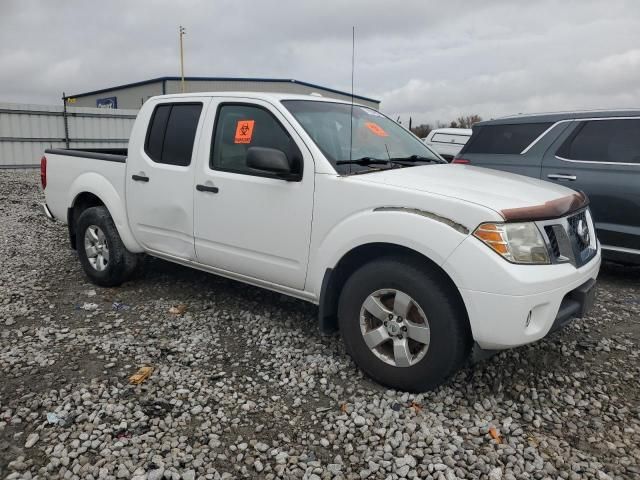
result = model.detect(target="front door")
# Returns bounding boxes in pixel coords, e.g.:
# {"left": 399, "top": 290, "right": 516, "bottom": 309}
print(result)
{"left": 193, "top": 99, "right": 315, "bottom": 289}
{"left": 126, "top": 99, "right": 208, "bottom": 259}
{"left": 541, "top": 117, "right": 640, "bottom": 251}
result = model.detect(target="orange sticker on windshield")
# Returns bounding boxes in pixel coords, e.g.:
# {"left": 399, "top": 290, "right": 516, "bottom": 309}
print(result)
{"left": 234, "top": 120, "right": 255, "bottom": 144}
{"left": 365, "top": 122, "right": 388, "bottom": 137}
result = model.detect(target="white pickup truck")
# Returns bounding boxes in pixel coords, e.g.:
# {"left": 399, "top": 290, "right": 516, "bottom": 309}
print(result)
{"left": 42, "top": 92, "right": 601, "bottom": 391}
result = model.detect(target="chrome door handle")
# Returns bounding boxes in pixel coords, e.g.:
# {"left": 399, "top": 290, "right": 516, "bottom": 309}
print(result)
{"left": 547, "top": 173, "right": 577, "bottom": 181}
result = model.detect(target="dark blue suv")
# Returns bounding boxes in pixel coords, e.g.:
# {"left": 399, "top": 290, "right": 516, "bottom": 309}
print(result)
{"left": 454, "top": 110, "right": 640, "bottom": 265}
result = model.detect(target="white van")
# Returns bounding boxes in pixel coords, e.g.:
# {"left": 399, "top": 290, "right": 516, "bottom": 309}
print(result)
{"left": 423, "top": 128, "right": 472, "bottom": 161}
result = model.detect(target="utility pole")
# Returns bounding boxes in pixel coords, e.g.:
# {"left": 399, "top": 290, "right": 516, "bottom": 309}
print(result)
{"left": 62, "top": 92, "right": 70, "bottom": 149}
{"left": 179, "top": 26, "right": 186, "bottom": 93}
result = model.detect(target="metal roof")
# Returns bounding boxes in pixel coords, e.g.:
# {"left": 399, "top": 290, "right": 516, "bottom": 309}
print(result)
{"left": 65, "top": 76, "right": 380, "bottom": 104}
{"left": 477, "top": 109, "right": 640, "bottom": 125}
{"left": 151, "top": 91, "right": 370, "bottom": 106}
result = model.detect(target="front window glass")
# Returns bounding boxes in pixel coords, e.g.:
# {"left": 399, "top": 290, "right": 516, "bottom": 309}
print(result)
{"left": 211, "top": 104, "right": 302, "bottom": 176}
{"left": 282, "top": 100, "right": 441, "bottom": 174}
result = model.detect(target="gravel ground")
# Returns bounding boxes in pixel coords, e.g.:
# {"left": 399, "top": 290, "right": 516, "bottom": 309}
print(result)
{"left": 0, "top": 170, "right": 639, "bottom": 480}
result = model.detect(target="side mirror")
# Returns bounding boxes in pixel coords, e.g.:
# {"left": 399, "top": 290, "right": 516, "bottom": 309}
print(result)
{"left": 247, "top": 147, "right": 298, "bottom": 180}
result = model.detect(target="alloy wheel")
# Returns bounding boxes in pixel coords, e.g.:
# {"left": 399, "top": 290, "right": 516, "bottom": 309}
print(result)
{"left": 84, "top": 225, "right": 110, "bottom": 272}
{"left": 359, "top": 288, "right": 431, "bottom": 367}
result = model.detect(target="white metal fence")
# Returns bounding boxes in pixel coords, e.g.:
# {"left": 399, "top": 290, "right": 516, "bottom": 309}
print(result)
{"left": 0, "top": 102, "right": 137, "bottom": 168}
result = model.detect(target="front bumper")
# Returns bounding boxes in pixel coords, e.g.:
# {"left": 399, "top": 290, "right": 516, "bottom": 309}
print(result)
{"left": 548, "top": 277, "right": 597, "bottom": 334}
{"left": 470, "top": 277, "right": 597, "bottom": 361}
{"left": 445, "top": 236, "right": 601, "bottom": 350}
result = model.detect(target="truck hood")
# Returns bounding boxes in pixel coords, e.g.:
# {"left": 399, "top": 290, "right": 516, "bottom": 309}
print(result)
{"left": 352, "top": 164, "right": 585, "bottom": 220}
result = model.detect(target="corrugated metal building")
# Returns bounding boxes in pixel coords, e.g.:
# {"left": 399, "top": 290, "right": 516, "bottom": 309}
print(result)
{"left": 0, "top": 102, "right": 136, "bottom": 168}
{"left": 65, "top": 77, "right": 380, "bottom": 110}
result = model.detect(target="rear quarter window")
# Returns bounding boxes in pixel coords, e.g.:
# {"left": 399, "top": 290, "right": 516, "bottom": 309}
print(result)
{"left": 557, "top": 119, "right": 640, "bottom": 164}
{"left": 463, "top": 123, "right": 552, "bottom": 154}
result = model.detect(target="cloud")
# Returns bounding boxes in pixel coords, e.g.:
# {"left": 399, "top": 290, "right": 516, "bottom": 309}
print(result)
{"left": 0, "top": 0, "right": 639, "bottom": 123}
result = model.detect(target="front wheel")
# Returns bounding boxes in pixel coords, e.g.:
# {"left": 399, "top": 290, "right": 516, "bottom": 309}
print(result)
{"left": 76, "top": 206, "right": 140, "bottom": 287}
{"left": 338, "top": 257, "right": 471, "bottom": 392}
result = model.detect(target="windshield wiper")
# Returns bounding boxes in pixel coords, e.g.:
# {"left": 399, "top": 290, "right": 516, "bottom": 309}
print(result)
{"left": 336, "top": 155, "right": 442, "bottom": 175}
{"left": 388, "top": 155, "right": 444, "bottom": 164}
{"left": 336, "top": 157, "right": 390, "bottom": 166}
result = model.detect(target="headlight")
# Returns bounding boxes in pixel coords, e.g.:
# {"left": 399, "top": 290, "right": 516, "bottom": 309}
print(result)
{"left": 473, "top": 222, "right": 550, "bottom": 264}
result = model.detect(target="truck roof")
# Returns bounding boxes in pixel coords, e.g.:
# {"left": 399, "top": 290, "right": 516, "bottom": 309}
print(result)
{"left": 477, "top": 108, "right": 640, "bottom": 126}
{"left": 149, "top": 91, "right": 369, "bottom": 107}
{"left": 429, "top": 128, "right": 472, "bottom": 135}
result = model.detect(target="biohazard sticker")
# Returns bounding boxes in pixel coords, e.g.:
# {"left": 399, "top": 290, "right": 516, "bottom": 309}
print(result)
{"left": 234, "top": 120, "right": 255, "bottom": 144}
{"left": 365, "top": 122, "right": 388, "bottom": 137}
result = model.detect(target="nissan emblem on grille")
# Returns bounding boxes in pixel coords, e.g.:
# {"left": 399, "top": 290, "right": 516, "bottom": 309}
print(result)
{"left": 576, "top": 219, "right": 590, "bottom": 245}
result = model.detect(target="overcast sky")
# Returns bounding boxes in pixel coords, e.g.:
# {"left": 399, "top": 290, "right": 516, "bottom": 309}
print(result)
{"left": 1, "top": 0, "right": 639, "bottom": 124}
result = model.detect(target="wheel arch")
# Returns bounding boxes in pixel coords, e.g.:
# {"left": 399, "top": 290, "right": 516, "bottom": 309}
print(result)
{"left": 67, "top": 174, "right": 143, "bottom": 253}
{"left": 318, "top": 242, "right": 469, "bottom": 335}
{"left": 67, "top": 192, "right": 104, "bottom": 249}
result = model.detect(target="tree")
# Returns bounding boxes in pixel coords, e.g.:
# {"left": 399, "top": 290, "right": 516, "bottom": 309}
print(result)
{"left": 410, "top": 115, "right": 482, "bottom": 138}
{"left": 411, "top": 124, "right": 432, "bottom": 138}
{"left": 455, "top": 114, "right": 482, "bottom": 129}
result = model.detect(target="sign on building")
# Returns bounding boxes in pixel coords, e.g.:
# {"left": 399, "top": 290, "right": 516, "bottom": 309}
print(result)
{"left": 97, "top": 97, "right": 118, "bottom": 109}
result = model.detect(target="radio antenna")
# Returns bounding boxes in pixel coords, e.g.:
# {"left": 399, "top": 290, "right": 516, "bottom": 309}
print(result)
{"left": 349, "top": 26, "right": 355, "bottom": 172}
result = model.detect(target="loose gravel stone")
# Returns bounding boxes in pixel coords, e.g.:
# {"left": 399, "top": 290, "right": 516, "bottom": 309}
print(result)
{"left": 182, "top": 469, "right": 195, "bottom": 480}
{"left": 147, "top": 468, "right": 164, "bottom": 480}
{"left": 0, "top": 170, "right": 639, "bottom": 479}
{"left": 254, "top": 442, "right": 269, "bottom": 452}
{"left": 353, "top": 415, "right": 366, "bottom": 427}
{"left": 24, "top": 434, "right": 38, "bottom": 449}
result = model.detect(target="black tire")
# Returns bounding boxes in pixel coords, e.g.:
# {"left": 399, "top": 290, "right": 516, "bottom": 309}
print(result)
{"left": 338, "top": 256, "right": 471, "bottom": 392}
{"left": 75, "top": 206, "right": 140, "bottom": 287}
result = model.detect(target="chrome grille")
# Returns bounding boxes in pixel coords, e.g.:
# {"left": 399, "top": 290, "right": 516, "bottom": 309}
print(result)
{"left": 544, "top": 226, "right": 561, "bottom": 258}
{"left": 567, "top": 210, "right": 589, "bottom": 251}
{"left": 538, "top": 209, "right": 596, "bottom": 267}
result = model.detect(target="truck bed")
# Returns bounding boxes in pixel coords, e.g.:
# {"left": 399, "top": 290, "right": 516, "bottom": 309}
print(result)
{"left": 43, "top": 148, "right": 128, "bottom": 226}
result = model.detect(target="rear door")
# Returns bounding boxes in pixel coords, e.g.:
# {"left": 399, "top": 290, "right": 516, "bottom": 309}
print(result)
{"left": 126, "top": 98, "right": 209, "bottom": 259}
{"left": 192, "top": 98, "right": 314, "bottom": 289}
{"left": 459, "top": 122, "right": 553, "bottom": 177}
{"left": 541, "top": 117, "right": 640, "bottom": 252}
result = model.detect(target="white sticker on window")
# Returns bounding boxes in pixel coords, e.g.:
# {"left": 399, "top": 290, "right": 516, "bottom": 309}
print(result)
{"left": 360, "top": 107, "right": 384, "bottom": 117}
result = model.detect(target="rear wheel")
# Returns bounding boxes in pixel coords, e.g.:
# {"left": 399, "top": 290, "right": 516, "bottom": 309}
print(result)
{"left": 338, "top": 257, "right": 471, "bottom": 392}
{"left": 76, "top": 206, "right": 140, "bottom": 287}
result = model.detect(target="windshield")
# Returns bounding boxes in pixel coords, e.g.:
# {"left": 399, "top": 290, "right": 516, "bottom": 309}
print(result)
{"left": 282, "top": 100, "right": 443, "bottom": 174}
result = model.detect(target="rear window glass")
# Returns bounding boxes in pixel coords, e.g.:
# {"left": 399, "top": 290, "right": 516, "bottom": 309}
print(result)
{"left": 145, "top": 103, "right": 203, "bottom": 166}
{"left": 463, "top": 123, "right": 552, "bottom": 154}
{"left": 431, "top": 133, "right": 470, "bottom": 145}
{"left": 162, "top": 104, "right": 203, "bottom": 166}
{"left": 557, "top": 119, "right": 640, "bottom": 164}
